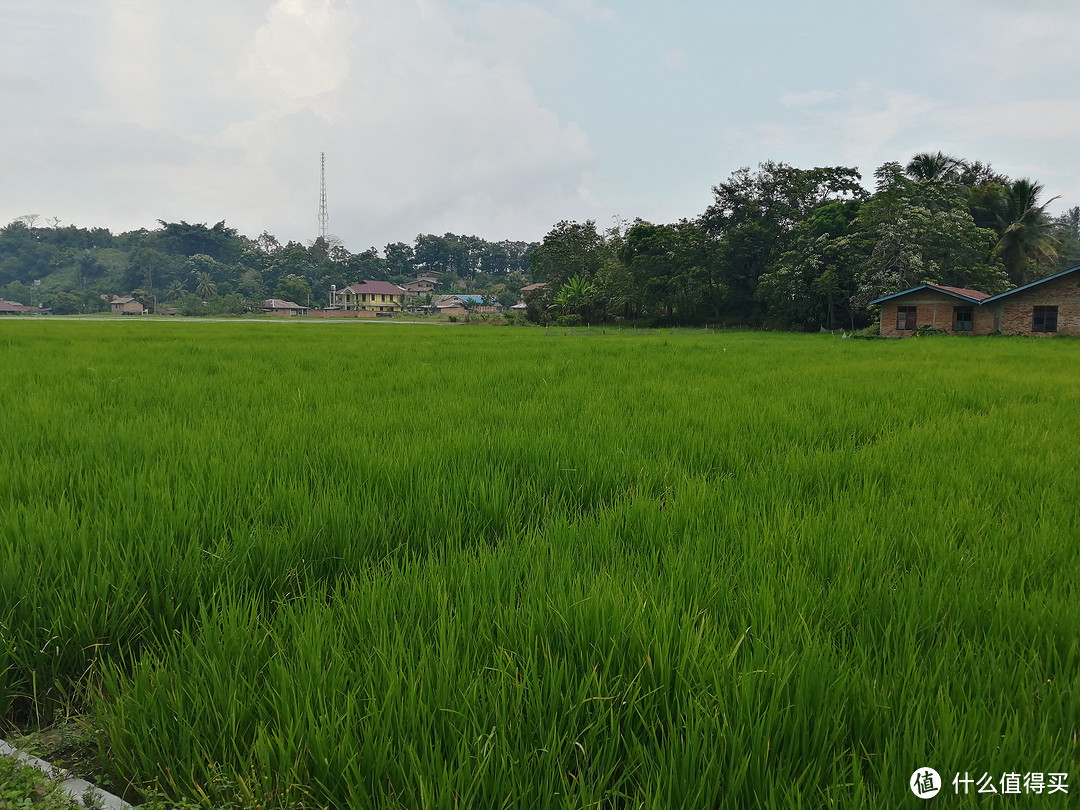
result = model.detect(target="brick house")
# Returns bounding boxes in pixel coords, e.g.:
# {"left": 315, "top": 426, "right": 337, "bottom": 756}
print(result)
{"left": 871, "top": 286, "right": 993, "bottom": 337}
{"left": 871, "top": 266, "right": 1080, "bottom": 337}
{"left": 981, "top": 267, "right": 1080, "bottom": 335}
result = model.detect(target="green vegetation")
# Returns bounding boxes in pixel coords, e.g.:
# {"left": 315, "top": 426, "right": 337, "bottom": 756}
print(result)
{"left": 527, "top": 154, "right": 1080, "bottom": 329}
{"left": 1, "top": 321, "right": 1078, "bottom": 808}
{"left": 5, "top": 152, "right": 1080, "bottom": 330}
{"left": 0, "top": 755, "right": 79, "bottom": 809}
{"left": 0, "top": 222, "right": 534, "bottom": 317}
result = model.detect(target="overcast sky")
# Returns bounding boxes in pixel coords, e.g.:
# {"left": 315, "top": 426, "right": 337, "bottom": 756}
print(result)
{"left": 4, "top": 0, "right": 1080, "bottom": 251}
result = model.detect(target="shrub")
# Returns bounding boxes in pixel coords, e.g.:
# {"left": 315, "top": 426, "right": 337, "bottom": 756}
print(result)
{"left": 911, "top": 324, "right": 948, "bottom": 337}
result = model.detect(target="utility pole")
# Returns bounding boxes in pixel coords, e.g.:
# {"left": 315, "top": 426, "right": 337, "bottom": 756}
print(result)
{"left": 318, "top": 152, "right": 329, "bottom": 241}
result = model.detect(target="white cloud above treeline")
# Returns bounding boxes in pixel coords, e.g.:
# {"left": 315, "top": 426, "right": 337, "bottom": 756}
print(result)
{"left": 4, "top": 0, "right": 1080, "bottom": 248}
{"left": 2, "top": 0, "right": 596, "bottom": 248}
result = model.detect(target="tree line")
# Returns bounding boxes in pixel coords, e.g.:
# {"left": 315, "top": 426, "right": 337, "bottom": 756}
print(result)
{"left": 3, "top": 151, "right": 1077, "bottom": 326}
{"left": 0, "top": 222, "right": 537, "bottom": 315}
{"left": 528, "top": 153, "right": 1079, "bottom": 329}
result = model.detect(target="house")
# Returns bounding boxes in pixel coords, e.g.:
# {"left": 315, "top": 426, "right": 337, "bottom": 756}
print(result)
{"left": 261, "top": 299, "right": 308, "bottom": 316}
{"left": 0, "top": 300, "right": 44, "bottom": 315}
{"left": 981, "top": 267, "right": 1080, "bottom": 335}
{"left": 871, "top": 266, "right": 1080, "bottom": 337}
{"left": 403, "top": 278, "right": 437, "bottom": 296}
{"left": 870, "top": 286, "right": 993, "bottom": 337}
{"left": 110, "top": 296, "right": 145, "bottom": 316}
{"left": 506, "top": 283, "right": 549, "bottom": 315}
{"left": 433, "top": 295, "right": 502, "bottom": 317}
{"left": 335, "top": 281, "right": 405, "bottom": 314}
{"left": 0, "top": 300, "right": 28, "bottom": 314}
{"left": 459, "top": 295, "right": 502, "bottom": 314}
{"left": 433, "top": 296, "right": 469, "bottom": 317}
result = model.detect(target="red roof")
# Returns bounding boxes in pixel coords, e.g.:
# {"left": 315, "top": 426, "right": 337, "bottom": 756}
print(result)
{"left": 931, "top": 286, "right": 991, "bottom": 302}
{"left": 0, "top": 301, "right": 32, "bottom": 313}
{"left": 520, "top": 282, "right": 547, "bottom": 293}
{"left": 342, "top": 281, "right": 405, "bottom": 295}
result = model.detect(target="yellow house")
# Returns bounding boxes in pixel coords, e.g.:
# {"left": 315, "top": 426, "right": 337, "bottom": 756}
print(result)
{"left": 336, "top": 281, "right": 405, "bottom": 314}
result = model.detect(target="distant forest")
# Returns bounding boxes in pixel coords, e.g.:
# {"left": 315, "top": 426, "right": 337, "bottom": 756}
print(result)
{"left": 3, "top": 152, "right": 1078, "bottom": 328}
{"left": 0, "top": 222, "right": 537, "bottom": 317}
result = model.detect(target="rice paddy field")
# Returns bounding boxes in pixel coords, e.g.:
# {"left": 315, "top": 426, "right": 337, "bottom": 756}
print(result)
{"left": 0, "top": 320, "right": 1078, "bottom": 809}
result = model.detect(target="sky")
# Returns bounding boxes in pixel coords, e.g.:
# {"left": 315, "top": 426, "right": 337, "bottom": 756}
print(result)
{"left": 4, "top": 0, "right": 1080, "bottom": 252}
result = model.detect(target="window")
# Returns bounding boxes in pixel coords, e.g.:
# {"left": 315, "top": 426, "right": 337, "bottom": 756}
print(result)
{"left": 896, "top": 306, "right": 917, "bottom": 331}
{"left": 1033, "top": 306, "right": 1058, "bottom": 333}
{"left": 954, "top": 306, "right": 973, "bottom": 332}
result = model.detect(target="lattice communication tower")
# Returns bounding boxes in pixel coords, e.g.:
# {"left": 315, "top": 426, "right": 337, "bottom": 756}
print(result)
{"left": 318, "top": 152, "right": 329, "bottom": 241}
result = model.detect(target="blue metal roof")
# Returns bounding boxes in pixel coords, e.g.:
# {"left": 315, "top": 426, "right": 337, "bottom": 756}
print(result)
{"left": 868, "top": 285, "right": 986, "bottom": 306}
{"left": 981, "top": 265, "right": 1080, "bottom": 304}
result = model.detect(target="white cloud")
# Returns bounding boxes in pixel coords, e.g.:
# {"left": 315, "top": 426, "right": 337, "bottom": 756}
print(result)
{"left": 468, "top": 2, "right": 568, "bottom": 67}
{"left": 768, "top": 88, "right": 1080, "bottom": 161}
{"left": 12, "top": 2, "right": 1080, "bottom": 247}
{"left": 1, "top": 0, "right": 595, "bottom": 247}
{"left": 778, "top": 90, "right": 841, "bottom": 109}
{"left": 557, "top": 0, "right": 615, "bottom": 23}
{"left": 750, "top": 89, "right": 941, "bottom": 171}
{"left": 243, "top": 0, "right": 353, "bottom": 103}
{"left": 938, "top": 100, "right": 1080, "bottom": 141}
{"left": 748, "top": 84, "right": 1080, "bottom": 210}
{"left": 663, "top": 48, "right": 686, "bottom": 72}
{"left": 938, "top": 3, "right": 1080, "bottom": 83}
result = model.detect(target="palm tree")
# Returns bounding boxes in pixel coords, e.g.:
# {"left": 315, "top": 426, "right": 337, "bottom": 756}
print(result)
{"left": 165, "top": 280, "right": 186, "bottom": 302}
{"left": 993, "top": 179, "right": 1060, "bottom": 284}
{"left": 193, "top": 271, "right": 217, "bottom": 299}
{"left": 904, "top": 151, "right": 965, "bottom": 183}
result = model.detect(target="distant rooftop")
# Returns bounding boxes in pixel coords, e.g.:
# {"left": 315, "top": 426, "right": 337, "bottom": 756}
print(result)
{"left": 342, "top": 281, "right": 405, "bottom": 295}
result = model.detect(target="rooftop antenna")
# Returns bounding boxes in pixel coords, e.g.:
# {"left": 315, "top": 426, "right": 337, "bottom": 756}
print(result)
{"left": 318, "top": 152, "right": 328, "bottom": 241}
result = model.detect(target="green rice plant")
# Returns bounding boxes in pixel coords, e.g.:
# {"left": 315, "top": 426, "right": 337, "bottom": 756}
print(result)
{"left": 1, "top": 321, "right": 1078, "bottom": 807}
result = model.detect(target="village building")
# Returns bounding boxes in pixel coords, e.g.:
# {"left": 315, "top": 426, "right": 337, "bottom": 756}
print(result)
{"left": 403, "top": 278, "right": 437, "bottom": 296}
{"left": 871, "top": 266, "right": 1080, "bottom": 337}
{"left": 432, "top": 295, "right": 503, "bottom": 317}
{"left": 507, "top": 283, "right": 549, "bottom": 314}
{"left": 334, "top": 281, "right": 405, "bottom": 315}
{"left": 110, "top": 296, "right": 145, "bottom": 316}
{"left": 261, "top": 299, "right": 308, "bottom": 316}
{"left": 871, "top": 286, "right": 992, "bottom": 337}
{"left": 0, "top": 300, "right": 45, "bottom": 315}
